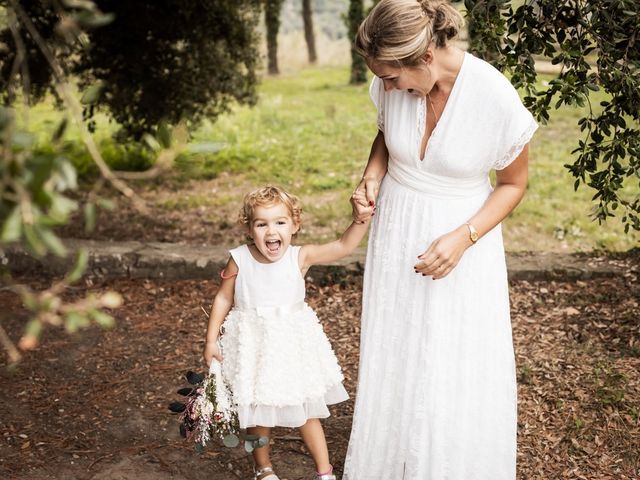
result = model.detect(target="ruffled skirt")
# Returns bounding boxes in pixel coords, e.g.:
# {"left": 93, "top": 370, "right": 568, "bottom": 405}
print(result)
{"left": 220, "top": 303, "right": 348, "bottom": 428}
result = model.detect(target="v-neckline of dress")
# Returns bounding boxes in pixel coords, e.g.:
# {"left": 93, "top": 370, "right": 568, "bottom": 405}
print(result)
{"left": 418, "top": 52, "right": 468, "bottom": 162}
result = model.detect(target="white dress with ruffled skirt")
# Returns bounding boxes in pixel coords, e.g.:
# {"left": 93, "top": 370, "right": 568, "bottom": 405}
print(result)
{"left": 343, "top": 53, "right": 539, "bottom": 479}
{"left": 220, "top": 244, "right": 348, "bottom": 429}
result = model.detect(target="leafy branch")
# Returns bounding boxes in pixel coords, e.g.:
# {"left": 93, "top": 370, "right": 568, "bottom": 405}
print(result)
{"left": 0, "top": 0, "right": 187, "bottom": 364}
{"left": 466, "top": 0, "right": 639, "bottom": 232}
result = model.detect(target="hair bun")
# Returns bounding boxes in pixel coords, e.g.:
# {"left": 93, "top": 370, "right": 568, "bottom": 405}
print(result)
{"left": 419, "top": 0, "right": 463, "bottom": 47}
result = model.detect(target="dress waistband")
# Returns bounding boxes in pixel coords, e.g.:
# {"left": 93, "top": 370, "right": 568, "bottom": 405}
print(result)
{"left": 234, "top": 301, "right": 306, "bottom": 317}
{"left": 387, "top": 161, "right": 491, "bottom": 198}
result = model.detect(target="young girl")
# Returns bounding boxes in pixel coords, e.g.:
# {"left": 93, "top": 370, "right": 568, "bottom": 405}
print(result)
{"left": 203, "top": 186, "right": 371, "bottom": 480}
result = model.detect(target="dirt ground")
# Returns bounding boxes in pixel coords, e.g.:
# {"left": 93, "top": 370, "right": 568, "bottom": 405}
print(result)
{"left": 1, "top": 265, "right": 639, "bottom": 480}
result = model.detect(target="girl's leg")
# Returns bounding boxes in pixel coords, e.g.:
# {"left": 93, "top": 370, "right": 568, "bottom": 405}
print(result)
{"left": 299, "top": 418, "right": 332, "bottom": 474}
{"left": 247, "top": 426, "right": 272, "bottom": 473}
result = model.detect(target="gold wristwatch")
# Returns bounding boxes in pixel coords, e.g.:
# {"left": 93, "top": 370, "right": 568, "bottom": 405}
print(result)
{"left": 465, "top": 222, "right": 479, "bottom": 243}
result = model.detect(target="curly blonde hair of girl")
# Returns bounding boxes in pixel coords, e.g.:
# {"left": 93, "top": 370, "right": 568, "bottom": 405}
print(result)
{"left": 238, "top": 186, "right": 303, "bottom": 229}
{"left": 355, "top": 0, "right": 464, "bottom": 66}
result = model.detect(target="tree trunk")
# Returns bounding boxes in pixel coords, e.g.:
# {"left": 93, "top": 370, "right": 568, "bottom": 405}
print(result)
{"left": 348, "top": 0, "right": 367, "bottom": 84}
{"left": 302, "top": 0, "right": 317, "bottom": 64}
{"left": 265, "top": 0, "right": 283, "bottom": 75}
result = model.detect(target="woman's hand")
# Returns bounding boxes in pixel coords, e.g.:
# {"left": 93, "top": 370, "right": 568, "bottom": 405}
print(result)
{"left": 351, "top": 177, "right": 379, "bottom": 224}
{"left": 414, "top": 225, "right": 474, "bottom": 280}
{"left": 203, "top": 341, "right": 223, "bottom": 367}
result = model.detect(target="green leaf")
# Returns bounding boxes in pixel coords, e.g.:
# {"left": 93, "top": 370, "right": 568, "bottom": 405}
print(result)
{"left": 67, "top": 248, "right": 88, "bottom": 282}
{"left": 57, "top": 158, "right": 78, "bottom": 190}
{"left": 49, "top": 195, "right": 78, "bottom": 223}
{"left": 90, "top": 309, "right": 115, "bottom": 328}
{"left": 187, "top": 372, "right": 205, "bottom": 385}
{"left": 256, "top": 436, "right": 269, "bottom": 448}
{"left": 23, "top": 224, "right": 47, "bottom": 257}
{"left": 223, "top": 434, "right": 239, "bottom": 448}
{"left": 73, "top": 11, "right": 115, "bottom": 28}
{"left": 157, "top": 123, "right": 172, "bottom": 149}
{"left": 142, "top": 133, "right": 161, "bottom": 152}
{"left": 24, "top": 319, "right": 43, "bottom": 338}
{"left": 172, "top": 403, "right": 189, "bottom": 416}
{"left": 62, "top": 0, "right": 98, "bottom": 10}
{"left": 1, "top": 206, "right": 22, "bottom": 243}
{"left": 22, "top": 291, "right": 37, "bottom": 311}
{"left": 80, "top": 83, "right": 104, "bottom": 105}
{"left": 37, "top": 227, "right": 67, "bottom": 257}
{"left": 64, "top": 311, "right": 88, "bottom": 333}
{"left": 84, "top": 203, "right": 96, "bottom": 232}
{"left": 96, "top": 198, "right": 115, "bottom": 210}
{"left": 51, "top": 118, "right": 68, "bottom": 144}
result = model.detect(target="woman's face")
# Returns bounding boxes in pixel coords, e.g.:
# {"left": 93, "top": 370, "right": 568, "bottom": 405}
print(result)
{"left": 366, "top": 57, "right": 434, "bottom": 97}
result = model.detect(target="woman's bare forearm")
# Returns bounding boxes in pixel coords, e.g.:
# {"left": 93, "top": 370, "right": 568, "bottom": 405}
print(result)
{"left": 361, "top": 130, "right": 389, "bottom": 182}
{"left": 467, "top": 183, "right": 525, "bottom": 239}
{"left": 467, "top": 145, "right": 529, "bottom": 240}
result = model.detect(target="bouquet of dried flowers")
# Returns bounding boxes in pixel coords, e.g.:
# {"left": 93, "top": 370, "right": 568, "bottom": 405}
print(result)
{"left": 170, "top": 359, "right": 240, "bottom": 449}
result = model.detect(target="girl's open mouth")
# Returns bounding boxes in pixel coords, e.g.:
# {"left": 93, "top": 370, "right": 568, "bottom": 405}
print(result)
{"left": 266, "top": 240, "right": 281, "bottom": 254}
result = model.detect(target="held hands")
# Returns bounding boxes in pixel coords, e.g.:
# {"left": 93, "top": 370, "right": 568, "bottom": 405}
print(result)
{"left": 351, "top": 177, "right": 380, "bottom": 224}
{"left": 203, "top": 341, "right": 223, "bottom": 367}
{"left": 414, "top": 225, "right": 474, "bottom": 280}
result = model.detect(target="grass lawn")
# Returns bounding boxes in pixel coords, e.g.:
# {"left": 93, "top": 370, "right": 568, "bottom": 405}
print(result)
{"left": 19, "top": 65, "right": 639, "bottom": 252}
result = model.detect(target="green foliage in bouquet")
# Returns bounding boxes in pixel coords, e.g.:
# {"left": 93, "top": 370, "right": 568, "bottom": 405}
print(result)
{"left": 170, "top": 368, "right": 268, "bottom": 453}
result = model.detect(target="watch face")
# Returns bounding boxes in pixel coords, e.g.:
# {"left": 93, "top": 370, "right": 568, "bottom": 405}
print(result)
{"left": 471, "top": 231, "right": 479, "bottom": 242}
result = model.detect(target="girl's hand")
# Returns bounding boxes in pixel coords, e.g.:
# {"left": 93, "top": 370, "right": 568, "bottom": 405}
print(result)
{"left": 351, "top": 177, "right": 379, "bottom": 223}
{"left": 414, "top": 225, "right": 474, "bottom": 280}
{"left": 203, "top": 341, "right": 223, "bottom": 367}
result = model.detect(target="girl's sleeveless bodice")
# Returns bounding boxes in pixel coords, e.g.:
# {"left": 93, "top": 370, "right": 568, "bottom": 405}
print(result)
{"left": 230, "top": 244, "right": 305, "bottom": 309}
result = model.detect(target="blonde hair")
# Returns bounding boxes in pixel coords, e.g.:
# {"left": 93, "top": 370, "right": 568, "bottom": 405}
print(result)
{"left": 238, "top": 185, "right": 302, "bottom": 228}
{"left": 355, "top": 0, "right": 463, "bottom": 66}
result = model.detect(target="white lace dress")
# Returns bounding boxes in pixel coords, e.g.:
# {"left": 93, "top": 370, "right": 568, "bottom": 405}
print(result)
{"left": 220, "top": 244, "right": 348, "bottom": 429}
{"left": 343, "top": 53, "right": 538, "bottom": 479}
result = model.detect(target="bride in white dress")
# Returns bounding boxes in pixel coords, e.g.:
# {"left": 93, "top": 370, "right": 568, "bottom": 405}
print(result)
{"left": 343, "top": 1, "right": 538, "bottom": 479}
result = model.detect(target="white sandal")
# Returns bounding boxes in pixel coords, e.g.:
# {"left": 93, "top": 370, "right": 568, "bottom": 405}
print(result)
{"left": 315, "top": 465, "right": 337, "bottom": 480}
{"left": 254, "top": 466, "right": 280, "bottom": 480}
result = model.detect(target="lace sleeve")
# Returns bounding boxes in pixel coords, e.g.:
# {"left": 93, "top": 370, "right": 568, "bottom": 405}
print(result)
{"left": 490, "top": 75, "right": 539, "bottom": 171}
{"left": 493, "top": 117, "right": 538, "bottom": 170}
{"left": 369, "top": 76, "right": 385, "bottom": 131}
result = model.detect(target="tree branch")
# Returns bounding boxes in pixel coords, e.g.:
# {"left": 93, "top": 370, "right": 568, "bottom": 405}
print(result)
{"left": 8, "top": 0, "right": 148, "bottom": 214}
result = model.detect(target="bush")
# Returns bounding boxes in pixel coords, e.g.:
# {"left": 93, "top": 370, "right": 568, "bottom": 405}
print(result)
{"left": 0, "top": 0, "right": 262, "bottom": 139}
